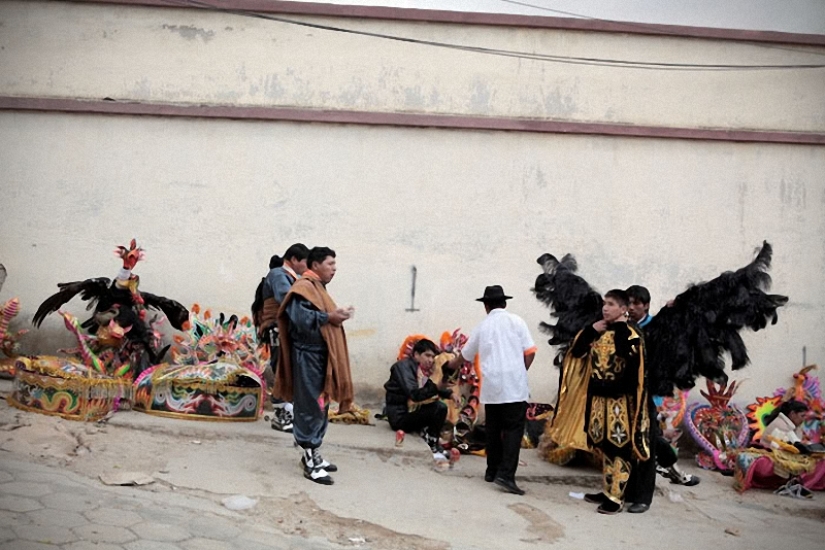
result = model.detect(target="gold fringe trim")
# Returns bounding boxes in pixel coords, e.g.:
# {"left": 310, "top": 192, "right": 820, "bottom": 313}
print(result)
{"left": 16, "top": 371, "right": 131, "bottom": 397}
{"left": 137, "top": 381, "right": 261, "bottom": 394}
{"left": 131, "top": 407, "right": 260, "bottom": 422}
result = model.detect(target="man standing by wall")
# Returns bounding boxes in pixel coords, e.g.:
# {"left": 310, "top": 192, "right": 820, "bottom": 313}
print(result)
{"left": 257, "top": 243, "right": 309, "bottom": 432}
{"left": 624, "top": 285, "right": 699, "bottom": 513}
{"left": 448, "top": 285, "right": 537, "bottom": 495}
{"left": 275, "top": 246, "right": 354, "bottom": 485}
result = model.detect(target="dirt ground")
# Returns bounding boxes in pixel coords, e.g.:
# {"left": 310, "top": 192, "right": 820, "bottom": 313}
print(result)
{"left": 1, "top": 380, "right": 823, "bottom": 550}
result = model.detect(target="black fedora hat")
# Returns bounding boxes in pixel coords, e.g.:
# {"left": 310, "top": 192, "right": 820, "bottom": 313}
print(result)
{"left": 476, "top": 285, "right": 513, "bottom": 302}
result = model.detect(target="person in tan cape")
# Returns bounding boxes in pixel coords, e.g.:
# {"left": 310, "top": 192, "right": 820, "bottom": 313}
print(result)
{"left": 274, "top": 246, "right": 354, "bottom": 485}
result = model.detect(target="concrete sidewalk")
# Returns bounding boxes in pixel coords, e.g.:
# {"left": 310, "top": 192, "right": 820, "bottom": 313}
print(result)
{"left": 104, "top": 406, "right": 600, "bottom": 486}
{"left": 0, "top": 456, "right": 338, "bottom": 550}
{"left": 2, "top": 397, "right": 824, "bottom": 550}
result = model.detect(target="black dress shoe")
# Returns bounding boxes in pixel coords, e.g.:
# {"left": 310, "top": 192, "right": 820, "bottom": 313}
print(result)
{"left": 584, "top": 492, "right": 607, "bottom": 504}
{"left": 627, "top": 502, "right": 650, "bottom": 514}
{"left": 596, "top": 500, "right": 623, "bottom": 515}
{"left": 484, "top": 472, "right": 495, "bottom": 483}
{"left": 494, "top": 477, "right": 525, "bottom": 495}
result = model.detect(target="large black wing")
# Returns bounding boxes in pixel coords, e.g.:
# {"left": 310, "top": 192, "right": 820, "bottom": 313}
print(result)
{"left": 645, "top": 241, "right": 788, "bottom": 395}
{"left": 533, "top": 253, "right": 603, "bottom": 365}
{"left": 32, "top": 278, "right": 111, "bottom": 327}
{"left": 141, "top": 291, "right": 190, "bottom": 331}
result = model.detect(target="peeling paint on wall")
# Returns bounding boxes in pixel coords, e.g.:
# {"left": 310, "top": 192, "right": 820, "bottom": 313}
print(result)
{"left": 161, "top": 24, "right": 215, "bottom": 42}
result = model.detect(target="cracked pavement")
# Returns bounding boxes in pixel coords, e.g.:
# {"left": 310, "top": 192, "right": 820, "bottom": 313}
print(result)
{"left": 1, "top": 384, "right": 824, "bottom": 549}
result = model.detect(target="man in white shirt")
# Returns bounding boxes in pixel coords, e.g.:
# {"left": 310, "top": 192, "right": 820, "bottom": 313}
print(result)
{"left": 447, "top": 285, "right": 537, "bottom": 495}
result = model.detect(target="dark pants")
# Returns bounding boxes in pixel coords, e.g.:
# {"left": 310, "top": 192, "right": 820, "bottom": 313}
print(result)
{"left": 389, "top": 401, "right": 448, "bottom": 438}
{"left": 625, "top": 400, "right": 678, "bottom": 505}
{"left": 264, "top": 326, "right": 281, "bottom": 403}
{"left": 291, "top": 343, "right": 329, "bottom": 449}
{"left": 484, "top": 401, "right": 527, "bottom": 482}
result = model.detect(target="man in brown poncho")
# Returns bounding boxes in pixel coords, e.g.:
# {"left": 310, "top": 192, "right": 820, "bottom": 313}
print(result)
{"left": 274, "top": 246, "right": 354, "bottom": 485}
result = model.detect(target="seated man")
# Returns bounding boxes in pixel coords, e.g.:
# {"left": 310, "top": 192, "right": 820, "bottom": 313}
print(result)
{"left": 735, "top": 400, "right": 825, "bottom": 494}
{"left": 384, "top": 338, "right": 452, "bottom": 458}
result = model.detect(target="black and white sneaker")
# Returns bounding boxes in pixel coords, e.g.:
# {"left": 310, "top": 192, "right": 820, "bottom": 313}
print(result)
{"left": 301, "top": 448, "right": 334, "bottom": 485}
{"left": 270, "top": 407, "right": 294, "bottom": 433}
{"left": 422, "top": 432, "right": 447, "bottom": 461}
{"left": 657, "top": 464, "right": 700, "bottom": 486}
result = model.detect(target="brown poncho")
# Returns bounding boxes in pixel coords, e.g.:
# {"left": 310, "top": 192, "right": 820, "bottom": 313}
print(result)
{"left": 274, "top": 275, "right": 353, "bottom": 410}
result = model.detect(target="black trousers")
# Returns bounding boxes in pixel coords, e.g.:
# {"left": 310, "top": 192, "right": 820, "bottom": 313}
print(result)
{"left": 390, "top": 401, "right": 448, "bottom": 438}
{"left": 484, "top": 401, "right": 527, "bottom": 482}
{"left": 625, "top": 399, "right": 678, "bottom": 505}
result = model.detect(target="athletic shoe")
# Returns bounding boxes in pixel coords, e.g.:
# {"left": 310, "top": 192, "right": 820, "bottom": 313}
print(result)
{"left": 270, "top": 407, "right": 294, "bottom": 433}
{"left": 422, "top": 431, "right": 446, "bottom": 456}
{"left": 657, "top": 464, "right": 699, "bottom": 486}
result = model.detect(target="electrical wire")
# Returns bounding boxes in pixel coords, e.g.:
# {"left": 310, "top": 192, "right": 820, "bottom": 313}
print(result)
{"left": 163, "top": 0, "right": 825, "bottom": 71}
{"left": 496, "top": 0, "right": 825, "bottom": 58}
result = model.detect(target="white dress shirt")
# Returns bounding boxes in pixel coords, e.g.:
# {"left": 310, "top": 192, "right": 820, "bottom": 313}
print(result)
{"left": 461, "top": 308, "right": 536, "bottom": 405}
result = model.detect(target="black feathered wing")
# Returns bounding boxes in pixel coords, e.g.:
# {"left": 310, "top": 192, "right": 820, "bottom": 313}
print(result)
{"left": 645, "top": 241, "right": 788, "bottom": 395}
{"left": 532, "top": 253, "right": 603, "bottom": 365}
{"left": 141, "top": 291, "right": 190, "bottom": 331}
{"left": 32, "top": 278, "right": 111, "bottom": 327}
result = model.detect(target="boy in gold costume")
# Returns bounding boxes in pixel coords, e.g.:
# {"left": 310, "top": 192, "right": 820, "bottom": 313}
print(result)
{"left": 560, "top": 289, "right": 650, "bottom": 514}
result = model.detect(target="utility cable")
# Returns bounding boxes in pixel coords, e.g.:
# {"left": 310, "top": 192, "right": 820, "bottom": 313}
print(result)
{"left": 163, "top": 0, "right": 825, "bottom": 71}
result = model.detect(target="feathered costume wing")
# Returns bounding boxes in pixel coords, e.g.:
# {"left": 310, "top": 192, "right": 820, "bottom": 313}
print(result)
{"left": 32, "top": 278, "right": 112, "bottom": 328}
{"left": 33, "top": 280, "right": 189, "bottom": 332}
{"left": 644, "top": 241, "right": 788, "bottom": 395}
{"left": 140, "top": 292, "right": 190, "bottom": 331}
{"left": 533, "top": 253, "right": 603, "bottom": 366}
{"left": 533, "top": 241, "right": 788, "bottom": 394}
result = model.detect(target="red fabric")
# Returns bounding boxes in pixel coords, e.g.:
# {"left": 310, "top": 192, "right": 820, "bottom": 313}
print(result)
{"left": 742, "top": 455, "right": 825, "bottom": 491}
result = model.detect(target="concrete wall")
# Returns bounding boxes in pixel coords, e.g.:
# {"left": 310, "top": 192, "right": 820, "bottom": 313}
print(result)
{"left": 1, "top": 1, "right": 823, "bottom": 405}
{"left": 2, "top": 1, "right": 824, "bottom": 131}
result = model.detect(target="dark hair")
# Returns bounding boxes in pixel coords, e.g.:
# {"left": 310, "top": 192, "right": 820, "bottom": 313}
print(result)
{"left": 412, "top": 338, "right": 438, "bottom": 356}
{"left": 485, "top": 300, "right": 507, "bottom": 311}
{"left": 269, "top": 255, "right": 284, "bottom": 269}
{"left": 605, "top": 289, "right": 629, "bottom": 307}
{"left": 283, "top": 243, "right": 309, "bottom": 262}
{"left": 764, "top": 399, "right": 808, "bottom": 427}
{"left": 307, "top": 246, "right": 336, "bottom": 270}
{"left": 626, "top": 285, "right": 651, "bottom": 305}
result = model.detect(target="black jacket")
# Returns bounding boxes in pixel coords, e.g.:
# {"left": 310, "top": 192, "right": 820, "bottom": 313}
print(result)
{"left": 384, "top": 357, "right": 438, "bottom": 426}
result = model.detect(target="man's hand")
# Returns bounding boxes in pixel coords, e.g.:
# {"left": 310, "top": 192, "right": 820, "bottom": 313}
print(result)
{"left": 328, "top": 308, "right": 351, "bottom": 326}
{"left": 593, "top": 319, "right": 608, "bottom": 333}
{"left": 445, "top": 352, "right": 463, "bottom": 372}
{"left": 437, "top": 388, "right": 453, "bottom": 399}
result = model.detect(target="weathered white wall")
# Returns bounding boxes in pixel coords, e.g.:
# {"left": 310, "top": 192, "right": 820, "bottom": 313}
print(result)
{"left": 1, "top": 1, "right": 823, "bottom": 404}
{"left": 1, "top": 111, "right": 823, "bottom": 404}
{"left": 1, "top": 1, "right": 824, "bottom": 131}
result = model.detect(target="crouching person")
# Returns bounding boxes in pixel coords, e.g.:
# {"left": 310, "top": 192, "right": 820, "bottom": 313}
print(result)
{"left": 384, "top": 338, "right": 452, "bottom": 459}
